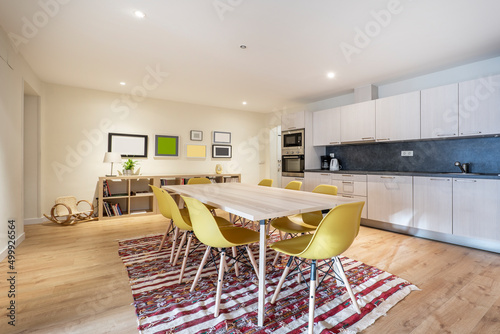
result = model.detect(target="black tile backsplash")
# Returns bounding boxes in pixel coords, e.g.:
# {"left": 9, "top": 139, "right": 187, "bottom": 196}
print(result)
{"left": 325, "top": 137, "right": 500, "bottom": 174}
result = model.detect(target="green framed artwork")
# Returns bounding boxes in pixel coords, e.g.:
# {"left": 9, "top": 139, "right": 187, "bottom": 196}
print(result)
{"left": 155, "top": 135, "right": 179, "bottom": 157}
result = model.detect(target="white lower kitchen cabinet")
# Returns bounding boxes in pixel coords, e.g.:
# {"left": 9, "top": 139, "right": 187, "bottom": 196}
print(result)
{"left": 281, "top": 176, "right": 305, "bottom": 190}
{"left": 367, "top": 175, "right": 413, "bottom": 226}
{"left": 452, "top": 178, "right": 500, "bottom": 241}
{"left": 413, "top": 177, "right": 452, "bottom": 234}
{"left": 331, "top": 174, "right": 368, "bottom": 218}
{"left": 303, "top": 172, "right": 331, "bottom": 192}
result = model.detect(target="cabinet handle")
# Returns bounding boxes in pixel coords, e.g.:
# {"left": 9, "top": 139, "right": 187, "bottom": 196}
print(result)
{"left": 342, "top": 181, "right": 354, "bottom": 184}
{"left": 377, "top": 138, "right": 390, "bottom": 141}
{"left": 454, "top": 179, "right": 477, "bottom": 183}
{"left": 361, "top": 137, "right": 374, "bottom": 140}
{"left": 460, "top": 131, "right": 482, "bottom": 135}
{"left": 329, "top": 141, "right": 340, "bottom": 145}
{"left": 341, "top": 174, "right": 354, "bottom": 177}
{"left": 380, "top": 176, "right": 395, "bottom": 179}
{"left": 430, "top": 178, "right": 451, "bottom": 181}
{"left": 320, "top": 174, "right": 330, "bottom": 176}
{"left": 437, "top": 133, "right": 456, "bottom": 137}
{"left": 342, "top": 195, "right": 355, "bottom": 198}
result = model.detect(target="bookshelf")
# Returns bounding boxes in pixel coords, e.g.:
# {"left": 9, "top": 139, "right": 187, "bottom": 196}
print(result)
{"left": 97, "top": 173, "right": 241, "bottom": 220}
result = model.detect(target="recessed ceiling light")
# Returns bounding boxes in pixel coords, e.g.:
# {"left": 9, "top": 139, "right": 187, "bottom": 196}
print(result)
{"left": 120, "top": 82, "right": 126, "bottom": 86}
{"left": 327, "top": 72, "right": 335, "bottom": 79}
{"left": 242, "top": 101, "right": 247, "bottom": 105}
{"left": 240, "top": 45, "right": 247, "bottom": 49}
{"left": 134, "top": 10, "right": 146, "bottom": 18}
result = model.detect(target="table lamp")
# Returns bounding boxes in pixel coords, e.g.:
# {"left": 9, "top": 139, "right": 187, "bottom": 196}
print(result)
{"left": 103, "top": 152, "right": 122, "bottom": 176}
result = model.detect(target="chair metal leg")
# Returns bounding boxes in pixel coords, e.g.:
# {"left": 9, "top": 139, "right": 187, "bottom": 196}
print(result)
{"left": 173, "top": 230, "right": 188, "bottom": 265}
{"left": 178, "top": 232, "right": 194, "bottom": 284}
{"left": 271, "top": 256, "right": 294, "bottom": 304}
{"left": 158, "top": 219, "right": 173, "bottom": 251}
{"left": 214, "top": 249, "right": 226, "bottom": 317}
{"left": 334, "top": 256, "right": 361, "bottom": 314}
{"left": 245, "top": 245, "right": 259, "bottom": 277}
{"left": 169, "top": 227, "right": 179, "bottom": 263}
{"left": 232, "top": 246, "right": 240, "bottom": 276}
{"left": 190, "top": 246, "right": 211, "bottom": 292}
{"left": 308, "top": 260, "right": 317, "bottom": 334}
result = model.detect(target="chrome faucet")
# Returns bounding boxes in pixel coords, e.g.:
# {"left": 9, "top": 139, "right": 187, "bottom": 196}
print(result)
{"left": 454, "top": 161, "right": 470, "bottom": 173}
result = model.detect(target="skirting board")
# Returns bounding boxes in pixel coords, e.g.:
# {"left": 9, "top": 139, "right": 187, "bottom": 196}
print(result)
{"left": 0, "top": 232, "right": 25, "bottom": 262}
{"left": 24, "top": 217, "right": 45, "bottom": 225}
{"left": 361, "top": 218, "right": 500, "bottom": 254}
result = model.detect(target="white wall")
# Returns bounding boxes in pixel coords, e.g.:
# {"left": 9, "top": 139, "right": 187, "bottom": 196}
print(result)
{"left": 42, "top": 84, "right": 268, "bottom": 212}
{"left": 24, "top": 95, "right": 41, "bottom": 220}
{"left": 0, "top": 26, "right": 43, "bottom": 260}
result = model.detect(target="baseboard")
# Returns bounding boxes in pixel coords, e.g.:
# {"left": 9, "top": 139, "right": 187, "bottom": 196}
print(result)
{"left": 24, "top": 217, "right": 45, "bottom": 225}
{"left": 0, "top": 232, "right": 26, "bottom": 262}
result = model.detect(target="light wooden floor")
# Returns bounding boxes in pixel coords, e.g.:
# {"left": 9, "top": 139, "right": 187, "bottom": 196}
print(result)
{"left": 1, "top": 213, "right": 499, "bottom": 334}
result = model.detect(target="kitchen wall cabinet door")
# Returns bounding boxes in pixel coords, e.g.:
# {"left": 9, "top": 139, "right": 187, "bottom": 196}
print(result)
{"left": 421, "top": 83, "right": 459, "bottom": 139}
{"left": 453, "top": 178, "right": 500, "bottom": 241}
{"left": 413, "top": 177, "right": 452, "bottom": 233}
{"left": 304, "top": 172, "right": 331, "bottom": 192}
{"left": 376, "top": 91, "right": 421, "bottom": 142}
{"left": 282, "top": 110, "right": 305, "bottom": 131}
{"left": 312, "top": 107, "right": 340, "bottom": 146}
{"left": 458, "top": 74, "right": 500, "bottom": 137}
{"left": 340, "top": 100, "right": 376, "bottom": 143}
{"left": 367, "top": 175, "right": 413, "bottom": 226}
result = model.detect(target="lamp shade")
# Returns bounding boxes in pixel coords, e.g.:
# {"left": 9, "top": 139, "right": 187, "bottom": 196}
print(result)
{"left": 103, "top": 152, "right": 122, "bottom": 163}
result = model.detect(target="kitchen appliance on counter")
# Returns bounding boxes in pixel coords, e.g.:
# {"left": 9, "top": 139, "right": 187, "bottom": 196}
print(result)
{"left": 321, "top": 155, "right": 331, "bottom": 170}
{"left": 282, "top": 128, "right": 305, "bottom": 177}
{"left": 330, "top": 153, "right": 341, "bottom": 171}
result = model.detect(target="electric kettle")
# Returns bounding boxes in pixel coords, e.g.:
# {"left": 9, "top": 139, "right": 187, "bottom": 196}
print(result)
{"left": 329, "top": 153, "right": 341, "bottom": 171}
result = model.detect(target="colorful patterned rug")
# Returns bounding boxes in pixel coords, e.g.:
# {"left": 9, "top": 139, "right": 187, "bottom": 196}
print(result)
{"left": 118, "top": 234, "right": 419, "bottom": 334}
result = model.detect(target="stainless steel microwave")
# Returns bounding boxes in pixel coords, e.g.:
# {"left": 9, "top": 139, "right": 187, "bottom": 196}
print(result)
{"left": 282, "top": 128, "right": 304, "bottom": 155}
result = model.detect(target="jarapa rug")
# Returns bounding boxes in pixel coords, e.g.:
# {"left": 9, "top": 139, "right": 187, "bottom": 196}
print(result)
{"left": 118, "top": 234, "right": 419, "bottom": 334}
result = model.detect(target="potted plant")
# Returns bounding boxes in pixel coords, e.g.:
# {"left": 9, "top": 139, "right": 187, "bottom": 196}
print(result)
{"left": 122, "top": 158, "right": 138, "bottom": 175}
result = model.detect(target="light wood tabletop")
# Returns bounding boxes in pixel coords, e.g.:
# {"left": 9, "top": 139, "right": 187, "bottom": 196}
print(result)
{"left": 162, "top": 182, "right": 363, "bottom": 327}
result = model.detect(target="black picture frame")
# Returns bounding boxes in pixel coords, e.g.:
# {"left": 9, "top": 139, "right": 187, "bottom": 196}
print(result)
{"left": 190, "top": 130, "right": 203, "bottom": 141}
{"left": 108, "top": 133, "right": 148, "bottom": 158}
{"left": 212, "top": 145, "right": 232, "bottom": 158}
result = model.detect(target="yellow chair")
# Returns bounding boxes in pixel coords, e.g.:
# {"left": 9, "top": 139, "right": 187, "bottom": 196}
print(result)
{"left": 258, "top": 178, "right": 273, "bottom": 187}
{"left": 187, "top": 177, "right": 218, "bottom": 215}
{"left": 271, "top": 185, "right": 338, "bottom": 265}
{"left": 270, "top": 201, "right": 365, "bottom": 334}
{"left": 285, "top": 180, "right": 302, "bottom": 190}
{"left": 150, "top": 186, "right": 233, "bottom": 284}
{"left": 183, "top": 196, "right": 261, "bottom": 317}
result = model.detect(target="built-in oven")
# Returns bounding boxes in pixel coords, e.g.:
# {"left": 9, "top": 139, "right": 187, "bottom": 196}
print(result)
{"left": 282, "top": 128, "right": 305, "bottom": 177}
{"left": 282, "top": 154, "right": 305, "bottom": 177}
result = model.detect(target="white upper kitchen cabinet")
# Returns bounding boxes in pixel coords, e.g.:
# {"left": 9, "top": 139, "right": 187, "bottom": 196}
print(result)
{"left": 281, "top": 110, "right": 305, "bottom": 131}
{"left": 421, "top": 83, "right": 459, "bottom": 139}
{"left": 453, "top": 178, "right": 500, "bottom": 241}
{"left": 413, "top": 177, "right": 452, "bottom": 234}
{"left": 340, "top": 100, "right": 376, "bottom": 143}
{"left": 312, "top": 107, "right": 341, "bottom": 146}
{"left": 458, "top": 74, "right": 500, "bottom": 137}
{"left": 376, "top": 91, "right": 421, "bottom": 142}
{"left": 367, "top": 175, "right": 413, "bottom": 227}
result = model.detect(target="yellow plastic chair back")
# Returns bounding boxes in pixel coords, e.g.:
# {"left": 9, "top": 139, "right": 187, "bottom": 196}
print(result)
{"left": 301, "top": 185, "right": 338, "bottom": 226}
{"left": 258, "top": 179, "right": 273, "bottom": 187}
{"left": 187, "top": 177, "right": 212, "bottom": 185}
{"left": 285, "top": 181, "right": 302, "bottom": 190}
{"left": 150, "top": 185, "right": 193, "bottom": 231}
{"left": 299, "top": 201, "right": 364, "bottom": 260}
{"left": 182, "top": 196, "right": 233, "bottom": 248}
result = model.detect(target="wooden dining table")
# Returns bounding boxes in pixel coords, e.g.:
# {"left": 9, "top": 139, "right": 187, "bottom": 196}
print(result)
{"left": 162, "top": 182, "right": 361, "bottom": 327}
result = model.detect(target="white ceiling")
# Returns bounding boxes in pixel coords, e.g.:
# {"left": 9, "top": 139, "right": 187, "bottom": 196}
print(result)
{"left": 1, "top": 0, "right": 500, "bottom": 112}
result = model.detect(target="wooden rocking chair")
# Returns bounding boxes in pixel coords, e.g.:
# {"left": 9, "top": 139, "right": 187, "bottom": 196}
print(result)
{"left": 43, "top": 196, "right": 96, "bottom": 225}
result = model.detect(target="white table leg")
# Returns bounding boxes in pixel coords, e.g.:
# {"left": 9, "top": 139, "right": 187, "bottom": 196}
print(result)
{"left": 258, "top": 219, "right": 266, "bottom": 326}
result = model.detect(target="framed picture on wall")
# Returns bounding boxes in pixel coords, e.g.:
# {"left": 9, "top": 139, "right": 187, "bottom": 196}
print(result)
{"left": 155, "top": 135, "right": 179, "bottom": 157}
{"left": 108, "top": 133, "right": 148, "bottom": 158}
{"left": 212, "top": 145, "right": 232, "bottom": 158}
{"left": 213, "top": 131, "right": 231, "bottom": 144}
{"left": 190, "top": 130, "right": 203, "bottom": 141}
